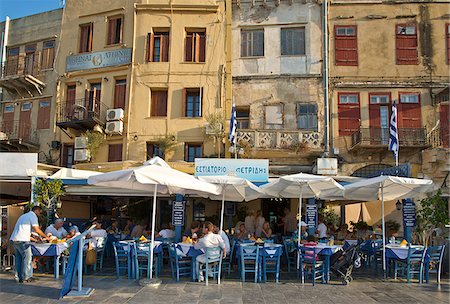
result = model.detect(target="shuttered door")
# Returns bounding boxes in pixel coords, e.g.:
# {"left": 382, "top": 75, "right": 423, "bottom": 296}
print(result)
{"left": 19, "top": 102, "right": 32, "bottom": 140}
{"left": 151, "top": 90, "right": 167, "bottom": 117}
{"left": 440, "top": 102, "right": 449, "bottom": 148}
{"left": 334, "top": 26, "right": 358, "bottom": 66}
{"left": 2, "top": 104, "right": 15, "bottom": 135}
{"left": 396, "top": 25, "right": 418, "bottom": 65}
{"left": 398, "top": 93, "right": 421, "bottom": 128}
{"left": 338, "top": 93, "right": 360, "bottom": 136}
{"left": 62, "top": 144, "right": 74, "bottom": 168}
{"left": 6, "top": 47, "right": 19, "bottom": 76}
{"left": 447, "top": 24, "right": 450, "bottom": 64}
{"left": 108, "top": 144, "right": 123, "bottom": 162}
{"left": 114, "top": 79, "right": 126, "bottom": 109}
{"left": 37, "top": 100, "right": 51, "bottom": 129}
{"left": 66, "top": 85, "right": 76, "bottom": 119}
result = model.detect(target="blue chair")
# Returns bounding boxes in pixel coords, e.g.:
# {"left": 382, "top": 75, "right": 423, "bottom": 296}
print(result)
{"left": 239, "top": 245, "right": 260, "bottom": 283}
{"left": 298, "top": 246, "right": 325, "bottom": 286}
{"left": 394, "top": 246, "right": 426, "bottom": 283}
{"left": 168, "top": 243, "right": 192, "bottom": 282}
{"left": 222, "top": 239, "right": 236, "bottom": 275}
{"left": 197, "top": 247, "right": 223, "bottom": 286}
{"left": 113, "top": 242, "right": 131, "bottom": 279}
{"left": 94, "top": 237, "right": 106, "bottom": 271}
{"left": 260, "top": 245, "right": 283, "bottom": 283}
{"left": 373, "top": 240, "right": 384, "bottom": 273}
{"left": 134, "top": 242, "right": 159, "bottom": 281}
{"left": 426, "top": 245, "right": 445, "bottom": 284}
{"left": 282, "top": 237, "right": 297, "bottom": 273}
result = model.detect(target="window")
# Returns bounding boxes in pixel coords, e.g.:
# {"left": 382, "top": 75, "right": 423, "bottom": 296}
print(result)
{"left": 281, "top": 28, "right": 305, "bottom": 56}
{"left": 147, "top": 31, "right": 169, "bottom": 62}
{"left": 151, "top": 90, "right": 168, "bottom": 117}
{"left": 108, "top": 144, "right": 123, "bottom": 162}
{"left": 37, "top": 100, "right": 51, "bottom": 129}
{"left": 370, "top": 94, "right": 390, "bottom": 104}
{"left": 4, "top": 104, "right": 14, "bottom": 113}
{"left": 241, "top": 29, "right": 264, "bottom": 57}
{"left": 334, "top": 25, "right": 358, "bottom": 66}
{"left": 183, "top": 88, "right": 202, "bottom": 118}
{"left": 447, "top": 24, "right": 450, "bottom": 64}
{"left": 114, "top": 79, "right": 126, "bottom": 109}
{"left": 400, "top": 93, "right": 419, "bottom": 103}
{"left": 5, "top": 47, "right": 19, "bottom": 76}
{"left": 107, "top": 16, "right": 123, "bottom": 45}
{"left": 193, "top": 201, "right": 206, "bottom": 222}
{"left": 79, "top": 23, "right": 93, "bottom": 53}
{"left": 396, "top": 24, "right": 418, "bottom": 65}
{"left": 21, "top": 102, "right": 32, "bottom": 111}
{"left": 41, "top": 40, "right": 55, "bottom": 69}
{"left": 185, "top": 30, "right": 206, "bottom": 63}
{"left": 185, "top": 143, "right": 202, "bottom": 162}
{"left": 146, "top": 142, "right": 164, "bottom": 159}
{"left": 338, "top": 93, "right": 360, "bottom": 135}
{"left": 62, "top": 144, "right": 74, "bottom": 168}
{"left": 297, "top": 104, "right": 318, "bottom": 130}
{"left": 265, "top": 105, "right": 283, "bottom": 129}
{"left": 236, "top": 107, "right": 250, "bottom": 129}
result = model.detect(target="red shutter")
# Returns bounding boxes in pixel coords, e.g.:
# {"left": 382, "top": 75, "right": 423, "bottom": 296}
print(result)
{"left": 440, "top": 102, "right": 449, "bottom": 148}
{"left": 334, "top": 26, "right": 358, "bottom": 66}
{"left": 147, "top": 33, "right": 154, "bottom": 62}
{"left": 108, "top": 144, "right": 123, "bottom": 162}
{"left": 337, "top": 93, "right": 360, "bottom": 136}
{"left": 185, "top": 34, "right": 192, "bottom": 62}
{"left": 108, "top": 18, "right": 116, "bottom": 45}
{"left": 199, "top": 33, "right": 206, "bottom": 62}
{"left": 446, "top": 24, "right": 450, "bottom": 65}
{"left": 396, "top": 24, "right": 418, "bottom": 65}
{"left": 398, "top": 93, "right": 421, "bottom": 128}
{"left": 19, "top": 102, "right": 32, "bottom": 140}
{"left": 162, "top": 33, "right": 169, "bottom": 62}
{"left": 2, "top": 104, "right": 15, "bottom": 134}
{"left": 37, "top": 100, "right": 51, "bottom": 129}
{"left": 114, "top": 79, "right": 126, "bottom": 109}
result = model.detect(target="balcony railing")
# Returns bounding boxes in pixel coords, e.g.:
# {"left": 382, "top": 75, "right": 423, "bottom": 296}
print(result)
{"left": 1, "top": 53, "right": 41, "bottom": 78}
{"left": 0, "top": 120, "right": 39, "bottom": 147}
{"left": 351, "top": 127, "right": 428, "bottom": 148}
{"left": 57, "top": 97, "right": 108, "bottom": 129}
{"left": 236, "top": 129, "right": 322, "bottom": 150}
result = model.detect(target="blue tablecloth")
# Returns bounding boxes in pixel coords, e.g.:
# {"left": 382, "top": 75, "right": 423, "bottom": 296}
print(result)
{"left": 31, "top": 243, "right": 68, "bottom": 279}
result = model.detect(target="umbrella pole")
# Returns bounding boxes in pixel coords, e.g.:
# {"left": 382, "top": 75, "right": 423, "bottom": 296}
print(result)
{"left": 381, "top": 183, "right": 386, "bottom": 279}
{"left": 220, "top": 191, "right": 225, "bottom": 232}
{"left": 297, "top": 186, "right": 303, "bottom": 269}
{"left": 149, "top": 184, "right": 158, "bottom": 280}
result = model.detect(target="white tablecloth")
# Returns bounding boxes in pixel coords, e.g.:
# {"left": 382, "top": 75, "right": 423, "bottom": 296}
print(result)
{"left": 385, "top": 245, "right": 423, "bottom": 260}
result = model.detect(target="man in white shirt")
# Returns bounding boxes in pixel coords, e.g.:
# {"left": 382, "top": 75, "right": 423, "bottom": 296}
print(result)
{"left": 316, "top": 217, "right": 328, "bottom": 239}
{"left": 156, "top": 223, "right": 175, "bottom": 239}
{"left": 194, "top": 222, "right": 226, "bottom": 282}
{"left": 45, "top": 218, "right": 68, "bottom": 239}
{"left": 88, "top": 221, "right": 107, "bottom": 249}
{"left": 213, "top": 225, "right": 230, "bottom": 255}
{"left": 10, "top": 206, "right": 49, "bottom": 283}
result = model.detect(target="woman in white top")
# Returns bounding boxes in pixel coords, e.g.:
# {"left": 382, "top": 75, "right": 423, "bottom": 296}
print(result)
{"left": 244, "top": 210, "right": 256, "bottom": 235}
{"left": 254, "top": 210, "right": 265, "bottom": 238}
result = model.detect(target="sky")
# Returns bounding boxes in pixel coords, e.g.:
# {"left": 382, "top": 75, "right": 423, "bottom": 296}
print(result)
{"left": 0, "top": 0, "right": 63, "bottom": 22}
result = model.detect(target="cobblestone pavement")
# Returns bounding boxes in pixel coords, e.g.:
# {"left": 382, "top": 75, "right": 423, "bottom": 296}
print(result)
{"left": 0, "top": 265, "right": 448, "bottom": 304}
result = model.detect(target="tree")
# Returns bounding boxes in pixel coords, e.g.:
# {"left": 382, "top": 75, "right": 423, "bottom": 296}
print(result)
{"left": 154, "top": 134, "right": 177, "bottom": 159}
{"left": 204, "top": 112, "right": 225, "bottom": 157}
{"left": 82, "top": 130, "right": 106, "bottom": 161}
{"left": 31, "top": 178, "right": 65, "bottom": 228}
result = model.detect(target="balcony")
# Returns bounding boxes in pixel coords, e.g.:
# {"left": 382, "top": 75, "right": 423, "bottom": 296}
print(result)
{"left": 0, "top": 120, "right": 39, "bottom": 152}
{"left": 350, "top": 127, "right": 429, "bottom": 150}
{"left": 56, "top": 98, "right": 108, "bottom": 130}
{"left": 236, "top": 129, "right": 322, "bottom": 151}
{"left": 0, "top": 53, "right": 46, "bottom": 97}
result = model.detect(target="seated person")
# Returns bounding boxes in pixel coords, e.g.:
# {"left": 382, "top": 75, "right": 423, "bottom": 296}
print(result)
{"left": 107, "top": 220, "right": 120, "bottom": 234}
{"left": 156, "top": 223, "right": 175, "bottom": 239}
{"left": 301, "top": 235, "right": 318, "bottom": 260}
{"left": 88, "top": 221, "right": 107, "bottom": 249}
{"left": 336, "top": 224, "right": 349, "bottom": 241}
{"left": 123, "top": 219, "right": 135, "bottom": 236}
{"left": 194, "top": 222, "right": 226, "bottom": 282}
{"left": 130, "top": 220, "right": 146, "bottom": 238}
{"left": 66, "top": 225, "right": 80, "bottom": 239}
{"left": 45, "top": 219, "right": 68, "bottom": 239}
{"left": 236, "top": 224, "right": 248, "bottom": 240}
{"left": 182, "top": 221, "right": 200, "bottom": 242}
{"left": 261, "top": 222, "right": 273, "bottom": 239}
{"left": 213, "top": 225, "right": 230, "bottom": 255}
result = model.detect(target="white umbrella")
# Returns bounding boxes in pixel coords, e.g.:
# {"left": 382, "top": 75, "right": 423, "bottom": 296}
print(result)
{"left": 197, "top": 175, "right": 264, "bottom": 231}
{"left": 88, "top": 157, "right": 221, "bottom": 282}
{"left": 261, "top": 173, "right": 345, "bottom": 267}
{"left": 343, "top": 175, "right": 433, "bottom": 277}
{"left": 50, "top": 168, "right": 102, "bottom": 179}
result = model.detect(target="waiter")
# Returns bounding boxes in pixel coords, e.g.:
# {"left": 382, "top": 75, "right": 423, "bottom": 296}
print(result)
{"left": 10, "top": 206, "right": 49, "bottom": 283}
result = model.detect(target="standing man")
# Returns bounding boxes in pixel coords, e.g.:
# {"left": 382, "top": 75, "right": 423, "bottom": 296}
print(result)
{"left": 10, "top": 206, "right": 49, "bottom": 283}
{"left": 283, "top": 207, "right": 297, "bottom": 236}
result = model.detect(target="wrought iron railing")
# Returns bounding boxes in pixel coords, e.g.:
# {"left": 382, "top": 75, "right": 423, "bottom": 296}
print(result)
{"left": 351, "top": 127, "right": 427, "bottom": 147}
{"left": 57, "top": 97, "right": 108, "bottom": 125}
{"left": 236, "top": 129, "right": 322, "bottom": 150}
{"left": 1, "top": 53, "right": 41, "bottom": 78}
{"left": 0, "top": 120, "right": 39, "bottom": 145}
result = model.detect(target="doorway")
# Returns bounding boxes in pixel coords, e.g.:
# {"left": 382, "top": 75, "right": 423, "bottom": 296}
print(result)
{"left": 261, "top": 198, "right": 290, "bottom": 235}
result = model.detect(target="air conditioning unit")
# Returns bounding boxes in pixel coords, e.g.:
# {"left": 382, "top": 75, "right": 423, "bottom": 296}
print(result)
{"left": 74, "top": 136, "right": 88, "bottom": 149}
{"left": 74, "top": 149, "right": 90, "bottom": 162}
{"left": 106, "top": 121, "right": 124, "bottom": 134}
{"left": 107, "top": 108, "right": 124, "bottom": 121}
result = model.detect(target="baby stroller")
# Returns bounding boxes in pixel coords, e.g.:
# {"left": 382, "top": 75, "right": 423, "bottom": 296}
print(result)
{"left": 329, "top": 240, "right": 363, "bottom": 285}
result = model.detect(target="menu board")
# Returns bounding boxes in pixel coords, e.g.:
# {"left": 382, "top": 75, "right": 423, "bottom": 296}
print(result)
{"left": 402, "top": 199, "right": 416, "bottom": 228}
{"left": 306, "top": 204, "right": 317, "bottom": 228}
{"left": 172, "top": 201, "right": 185, "bottom": 226}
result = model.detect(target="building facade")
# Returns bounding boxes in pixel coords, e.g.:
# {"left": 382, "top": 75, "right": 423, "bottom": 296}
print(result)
{"left": 0, "top": 9, "right": 63, "bottom": 163}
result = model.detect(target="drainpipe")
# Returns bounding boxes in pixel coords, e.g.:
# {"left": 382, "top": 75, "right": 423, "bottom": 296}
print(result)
{"left": 323, "top": 0, "right": 330, "bottom": 157}
{"left": 1, "top": 16, "right": 9, "bottom": 100}
{"left": 225, "top": 0, "right": 232, "bottom": 158}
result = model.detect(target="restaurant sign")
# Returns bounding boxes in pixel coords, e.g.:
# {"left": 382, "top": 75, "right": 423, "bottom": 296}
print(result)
{"left": 66, "top": 48, "right": 132, "bottom": 72}
{"left": 306, "top": 204, "right": 317, "bottom": 229}
{"left": 402, "top": 199, "right": 416, "bottom": 228}
{"left": 172, "top": 201, "right": 185, "bottom": 226}
{"left": 194, "top": 158, "right": 269, "bottom": 182}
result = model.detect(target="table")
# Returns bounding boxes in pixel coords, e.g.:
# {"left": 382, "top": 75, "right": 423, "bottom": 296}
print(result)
{"left": 118, "top": 240, "right": 162, "bottom": 279}
{"left": 343, "top": 240, "right": 358, "bottom": 250}
{"left": 31, "top": 242, "right": 68, "bottom": 279}
{"left": 385, "top": 244, "right": 426, "bottom": 278}
{"left": 176, "top": 243, "right": 204, "bottom": 281}
{"left": 306, "top": 244, "right": 342, "bottom": 283}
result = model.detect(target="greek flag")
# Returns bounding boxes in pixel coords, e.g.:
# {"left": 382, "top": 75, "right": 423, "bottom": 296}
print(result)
{"left": 389, "top": 100, "right": 399, "bottom": 159}
{"left": 229, "top": 102, "right": 237, "bottom": 145}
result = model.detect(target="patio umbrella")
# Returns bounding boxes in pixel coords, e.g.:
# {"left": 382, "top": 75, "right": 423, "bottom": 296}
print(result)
{"left": 197, "top": 174, "right": 264, "bottom": 231}
{"left": 88, "top": 157, "right": 221, "bottom": 282}
{"left": 260, "top": 173, "right": 345, "bottom": 266}
{"left": 343, "top": 175, "right": 433, "bottom": 277}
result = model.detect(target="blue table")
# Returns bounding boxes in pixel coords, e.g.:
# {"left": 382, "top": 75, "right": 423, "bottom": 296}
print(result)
{"left": 119, "top": 240, "right": 162, "bottom": 279}
{"left": 304, "top": 244, "right": 342, "bottom": 284}
{"left": 31, "top": 242, "right": 68, "bottom": 279}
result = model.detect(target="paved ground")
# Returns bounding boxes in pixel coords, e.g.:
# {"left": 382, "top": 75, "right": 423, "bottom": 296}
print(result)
{"left": 0, "top": 262, "right": 448, "bottom": 304}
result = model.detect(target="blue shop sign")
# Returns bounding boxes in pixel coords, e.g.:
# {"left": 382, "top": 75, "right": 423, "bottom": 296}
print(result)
{"left": 194, "top": 158, "right": 269, "bottom": 182}
{"left": 66, "top": 48, "right": 132, "bottom": 72}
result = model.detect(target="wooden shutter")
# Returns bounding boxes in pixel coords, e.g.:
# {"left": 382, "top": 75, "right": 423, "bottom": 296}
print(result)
{"left": 2, "top": 104, "right": 15, "bottom": 134}
{"left": 337, "top": 93, "right": 360, "bottom": 136}
{"left": 108, "top": 18, "right": 116, "bottom": 45}
{"left": 398, "top": 93, "right": 421, "bottom": 128}
{"left": 199, "top": 33, "right": 206, "bottom": 62}
{"left": 396, "top": 25, "right": 418, "bottom": 65}
{"left": 335, "top": 26, "right": 358, "bottom": 66}
{"left": 108, "top": 144, "right": 123, "bottom": 162}
{"left": 37, "top": 100, "right": 51, "bottom": 129}
{"left": 79, "top": 25, "right": 87, "bottom": 53}
{"left": 185, "top": 34, "right": 193, "bottom": 62}
{"left": 161, "top": 33, "right": 169, "bottom": 62}
{"left": 440, "top": 102, "right": 449, "bottom": 147}
{"left": 41, "top": 40, "right": 55, "bottom": 69}
{"left": 147, "top": 33, "right": 154, "bottom": 62}
{"left": 446, "top": 24, "right": 450, "bottom": 65}
{"left": 182, "top": 88, "right": 187, "bottom": 117}
{"left": 114, "top": 79, "right": 126, "bottom": 109}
